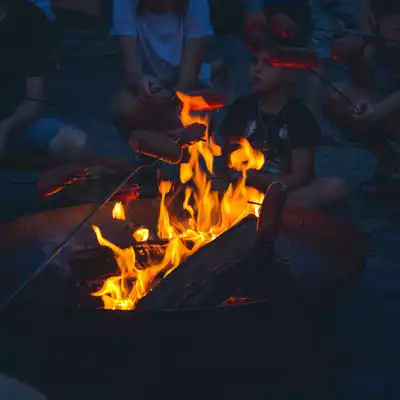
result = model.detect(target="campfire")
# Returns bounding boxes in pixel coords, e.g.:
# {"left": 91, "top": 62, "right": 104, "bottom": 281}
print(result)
{"left": 90, "top": 92, "right": 266, "bottom": 311}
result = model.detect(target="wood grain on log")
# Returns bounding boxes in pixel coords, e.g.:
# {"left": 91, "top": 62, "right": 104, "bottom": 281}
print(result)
{"left": 136, "top": 216, "right": 274, "bottom": 310}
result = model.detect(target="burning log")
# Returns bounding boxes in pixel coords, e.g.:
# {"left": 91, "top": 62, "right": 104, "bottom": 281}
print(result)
{"left": 69, "top": 240, "right": 169, "bottom": 288}
{"left": 135, "top": 215, "right": 267, "bottom": 310}
{"left": 136, "top": 182, "right": 287, "bottom": 310}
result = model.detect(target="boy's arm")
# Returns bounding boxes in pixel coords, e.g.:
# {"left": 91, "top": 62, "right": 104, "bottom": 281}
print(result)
{"left": 238, "top": 101, "right": 318, "bottom": 192}
{"left": 245, "top": 147, "right": 315, "bottom": 192}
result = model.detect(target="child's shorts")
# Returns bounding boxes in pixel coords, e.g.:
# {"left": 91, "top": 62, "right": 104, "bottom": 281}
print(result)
{"left": 310, "top": 0, "right": 363, "bottom": 60}
{"left": 6, "top": 117, "right": 65, "bottom": 154}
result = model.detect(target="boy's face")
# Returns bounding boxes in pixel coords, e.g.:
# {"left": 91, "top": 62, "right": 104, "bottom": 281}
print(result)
{"left": 249, "top": 50, "right": 288, "bottom": 92}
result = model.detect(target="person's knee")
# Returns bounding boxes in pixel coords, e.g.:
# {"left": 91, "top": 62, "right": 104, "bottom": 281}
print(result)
{"left": 48, "top": 125, "right": 87, "bottom": 161}
{"left": 110, "top": 88, "right": 140, "bottom": 129}
{"left": 323, "top": 177, "right": 349, "bottom": 203}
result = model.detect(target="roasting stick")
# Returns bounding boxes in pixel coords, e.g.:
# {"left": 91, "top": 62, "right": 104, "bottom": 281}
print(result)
{"left": 0, "top": 133, "right": 210, "bottom": 313}
{"left": 0, "top": 158, "right": 160, "bottom": 315}
{"left": 313, "top": 27, "right": 400, "bottom": 46}
{"left": 306, "top": 68, "right": 361, "bottom": 113}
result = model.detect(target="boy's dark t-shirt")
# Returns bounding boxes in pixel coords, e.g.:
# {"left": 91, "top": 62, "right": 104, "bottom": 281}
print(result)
{"left": 219, "top": 94, "right": 321, "bottom": 173}
{"left": 0, "top": 1, "right": 54, "bottom": 120}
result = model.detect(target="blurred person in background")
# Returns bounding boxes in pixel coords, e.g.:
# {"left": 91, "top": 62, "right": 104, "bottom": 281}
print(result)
{"left": 110, "top": 0, "right": 214, "bottom": 148}
{"left": 208, "top": 0, "right": 267, "bottom": 102}
{"left": 245, "top": 0, "right": 312, "bottom": 47}
{"left": 0, "top": 0, "right": 87, "bottom": 166}
{"left": 209, "top": 0, "right": 310, "bottom": 102}
{"left": 308, "top": 0, "right": 364, "bottom": 131}
{"left": 324, "top": 0, "right": 400, "bottom": 197}
{"left": 220, "top": 41, "right": 348, "bottom": 209}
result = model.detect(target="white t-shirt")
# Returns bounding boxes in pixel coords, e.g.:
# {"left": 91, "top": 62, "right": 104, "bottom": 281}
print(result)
{"left": 111, "top": 0, "right": 214, "bottom": 86}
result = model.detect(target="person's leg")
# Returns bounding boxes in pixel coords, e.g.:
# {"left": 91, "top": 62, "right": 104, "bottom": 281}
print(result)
{"left": 287, "top": 177, "right": 348, "bottom": 209}
{"left": 6, "top": 117, "right": 87, "bottom": 166}
{"left": 110, "top": 88, "right": 154, "bottom": 139}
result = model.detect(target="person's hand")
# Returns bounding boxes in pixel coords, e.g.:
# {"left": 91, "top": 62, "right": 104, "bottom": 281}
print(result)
{"left": 269, "top": 13, "right": 297, "bottom": 39}
{"left": 351, "top": 101, "right": 379, "bottom": 131}
{"left": 331, "top": 35, "right": 363, "bottom": 60}
{"left": 136, "top": 75, "right": 164, "bottom": 98}
{"left": 0, "top": 119, "right": 12, "bottom": 157}
{"left": 166, "top": 123, "right": 207, "bottom": 147}
{"left": 245, "top": 11, "right": 268, "bottom": 34}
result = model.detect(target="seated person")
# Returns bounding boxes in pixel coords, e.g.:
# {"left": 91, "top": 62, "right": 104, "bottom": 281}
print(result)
{"left": 245, "top": 0, "right": 311, "bottom": 46}
{"left": 324, "top": 0, "right": 400, "bottom": 197}
{"left": 220, "top": 43, "right": 348, "bottom": 209}
{"left": 0, "top": 0, "right": 86, "bottom": 166}
{"left": 110, "top": 0, "right": 214, "bottom": 156}
{"left": 208, "top": 0, "right": 301, "bottom": 100}
{"left": 308, "top": 0, "right": 363, "bottom": 128}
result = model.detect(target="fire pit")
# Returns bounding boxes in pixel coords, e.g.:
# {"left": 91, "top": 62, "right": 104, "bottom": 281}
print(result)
{"left": 0, "top": 93, "right": 365, "bottom": 395}
{"left": 0, "top": 192, "right": 365, "bottom": 323}
{"left": 0, "top": 197, "right": 365, "bottom": 395}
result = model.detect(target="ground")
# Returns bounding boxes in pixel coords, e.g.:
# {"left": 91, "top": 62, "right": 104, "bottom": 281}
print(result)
{"left": 0, "top": 52, "right": 399, "bottom": 398}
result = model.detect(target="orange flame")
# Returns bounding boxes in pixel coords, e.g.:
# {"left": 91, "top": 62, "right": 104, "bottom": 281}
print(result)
{"left": 112, "top": 202, "right": 126, "bottom": 220}
{"left": 91, "top": 92, "right": 266, "bottom": 310}
{"left": 133, "top": 227, "right": 150, "bottom": 242}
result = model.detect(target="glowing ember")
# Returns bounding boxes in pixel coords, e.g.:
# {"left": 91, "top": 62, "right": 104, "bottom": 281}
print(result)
{"left": 112, "top": 202, "right": 126, "bottom": 220}
{"left": 133, "top": 228, "right": 150, "bottom": 243}
{"left": 91, "top": 92, "right": 266, "bottom": 310}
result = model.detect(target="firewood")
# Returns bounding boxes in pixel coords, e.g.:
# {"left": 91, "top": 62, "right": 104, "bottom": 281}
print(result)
{"left": 136, "top": 216, "right": 274, "bottom": 310}
{"left": 136, "top": 182, "right": 288, "bottom": 310}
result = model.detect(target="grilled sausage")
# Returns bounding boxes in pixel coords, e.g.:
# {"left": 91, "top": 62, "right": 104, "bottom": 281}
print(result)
{"left": 129, "top": 130, "right": 183, "bottom": 164}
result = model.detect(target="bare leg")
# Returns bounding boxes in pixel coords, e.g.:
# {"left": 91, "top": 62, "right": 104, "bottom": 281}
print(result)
{"left": 109, "top": 88, "right": 156, "bottom": 139}
{"left": 48, "top": 125, "right": 87, "bottom": 162}
{"left": 287, "top": 177, "right": 348, "bottom": 210}
{"left": 110, "top": 87, "right": 182, "bottom": 138}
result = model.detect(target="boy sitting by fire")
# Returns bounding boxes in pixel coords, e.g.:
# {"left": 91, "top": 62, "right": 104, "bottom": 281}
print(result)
{"left": 220, "top": 41, "right": 348, "bottom": 209}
